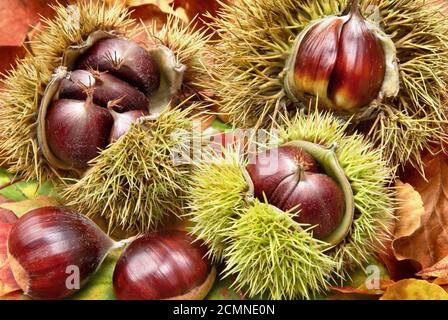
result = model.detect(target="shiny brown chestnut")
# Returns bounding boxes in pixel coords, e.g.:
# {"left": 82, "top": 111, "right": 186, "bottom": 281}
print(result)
{"left": 247, "top": 145, "right": 345, "bottom": 239}
{"left": 77, "top": 38, "right": 161, "bottom": 94}
{"left": 286, "top": 0, "right": 399, "bottom": 111}
{"left": 59, "top": 69, "right": 149, "bottom": 113}
{"left": 7, "top": 207, "right": 116, "bottom": 300}
{"left": 113, "top": 230, "right": 216, "bottom": 300}
{"left": 45, "top": 97, "right": 113, "bottom": 169}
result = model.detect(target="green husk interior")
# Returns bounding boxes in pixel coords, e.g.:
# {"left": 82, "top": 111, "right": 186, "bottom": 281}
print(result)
{"left": 187, "top": 110, "right": 395, "bottom": 299}
{"left": 206, "top": 0, "right": 448, "bottom": 169}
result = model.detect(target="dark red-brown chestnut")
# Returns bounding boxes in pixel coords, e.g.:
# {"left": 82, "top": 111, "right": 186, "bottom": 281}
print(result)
{"left": 246, "top": 145, "right": 345, "bottom": 239}
{"left": 45, "top": 98, "right": 113, "bottom": 169}
{"left": 113, "top": 230, "right": 216, "bottom": 300}
{"left": 7, "top": 207, "right": 115, "bottom": 300}
{"left": 77, "top": 38, "right": 161, "bottom": 94}
{"left": 59, "top": 70, "right": 149, "bottom": 113}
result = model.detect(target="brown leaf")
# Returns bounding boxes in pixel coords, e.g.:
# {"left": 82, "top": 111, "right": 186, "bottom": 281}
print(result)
{"left": 417, "top": 256, "right": 448, "bottom": 279}
{"left": 376, "top": 248, "right": 418, "bottom": 281}
{"left": 380, "top": 279, "right": 448, "bottom": 300}
{"left": 393, "top": 181, "right": 425, "bottom": 240}
{"left": 130, "top": 4, "right": 169, "bottom": 29}
{"left": 0, "top": 1, "right": 66, "bottom": 76}
{"left": 0, "top": 46, "right": 26, "bottom": 77}
{"left": 0, "top": 0, "right": 48, "bottom": 46}
{"left": 173, "top": 0, "right": 221, "bottom": 22}
{"left": 433, "top": 277, "right": 448, "bottom": 286}
{"left": 394, "top": 153, "right": 448, "bottom": 270}
{"left": 0, "top": 210, "right": 19, "bottom": 297}
{"left": 331, "top": 279, "right": 395, "bottom": 296}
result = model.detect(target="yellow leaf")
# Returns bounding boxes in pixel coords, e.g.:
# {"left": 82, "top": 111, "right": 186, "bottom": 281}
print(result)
{"left": 0, "top": 196, "right": 61, "bottom": 217}
{"left": 380, "top": 279, "right": 448, "bottom": 300}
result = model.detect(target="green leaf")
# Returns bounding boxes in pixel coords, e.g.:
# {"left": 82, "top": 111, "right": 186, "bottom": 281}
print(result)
{"left": 69, "top": 250, "right": 122, "bottom": 300}
{"left": 211, "top": 119, "right": 232, "bottom": 131}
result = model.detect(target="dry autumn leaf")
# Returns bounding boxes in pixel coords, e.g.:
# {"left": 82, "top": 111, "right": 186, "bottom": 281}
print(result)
{"left": 393, "top": 181, "right": 425, "bottom": 240}
{"left": 380, "top": 279, "right": 448, "bottom": 300}
{"left": 130, "top": 4, "right": 169, "bottom": 28}
{"left": 417, "top": 256, "right": 448, "bottom": 279}
{"left": 0, "top": 210, "right": 19, "bottom": 297}
{"left": 330, "top": 279, "right": 395, "bottom": 296}
{"left": 173, "top": 0, "right": 225, "bottom": 24}
{"left": 374, "top": 181, "right": 420, "bottom": 280}
{"left": 0, "top": 0, "right": 66, "bottom": 75}
{"left": 394, "top": 152, "right": 448, "bottom": 270}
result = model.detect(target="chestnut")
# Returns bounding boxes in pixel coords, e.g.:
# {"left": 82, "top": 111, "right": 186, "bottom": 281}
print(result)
{"left": 109, "top": 108, "right": 150, "bottom": 143}
{"left": 7, "top": 207, "right": 116, "bottom": 300}
{"left": 45, "top": 98, "right": 113, "bottom": 169}
{"left": 59, "top": 70, "right": 149, "bottom": 113}
{"left": 77, "top": 38, "right": 161, "bottom": 94}
{"left": 113, "top": 230, "right": 216, "bottom": 300}
{"left": 247, "top": 145, "right": 345, "bottom": 239}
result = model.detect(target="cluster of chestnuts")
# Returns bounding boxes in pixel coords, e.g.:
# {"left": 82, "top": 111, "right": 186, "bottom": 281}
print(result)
{"left": 7, "top": 207, "right": 215, "bottom": 300}
{"left": 45, "top": 38, "right": 159, "bottom": 170}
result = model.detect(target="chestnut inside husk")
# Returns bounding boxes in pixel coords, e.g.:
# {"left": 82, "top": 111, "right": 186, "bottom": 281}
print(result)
{"left": 246, "top": 141, "right": 354, "bottom": 245}
{"left": 37, "top": 31, "right": 186, "bottom": 175}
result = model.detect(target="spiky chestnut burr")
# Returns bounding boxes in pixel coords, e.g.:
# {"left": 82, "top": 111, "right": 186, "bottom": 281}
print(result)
{"left": 62, "top": 104, "right": 206, "bottom": 232}
{"left": 206, "top": 0, "right": 448, "bottom": 169}
{"left": 187, "top": 111, "right": 395, "bottom": 299}
{"left": 0, "top": 2, "right": 211, "bottom": 188}
{"left": 113, "top": 230, "right": 216, "bottom": 300}
{"left": 59, "top": 69, "right": 149, "bottom": 113}
{"left": 7, "top": 207, "right": 126, "bottom": 300}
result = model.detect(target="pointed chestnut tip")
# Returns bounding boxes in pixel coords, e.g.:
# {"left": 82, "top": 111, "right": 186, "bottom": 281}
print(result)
{"left": 350, "top": 0, "right": 360, "bottom": 14}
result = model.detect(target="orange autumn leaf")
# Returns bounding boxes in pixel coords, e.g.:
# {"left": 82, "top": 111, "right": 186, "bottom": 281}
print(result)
{"left": 0, "top": 46, "right": 26, "bottom": 77}
{"left": 0, "top": 0, "right": 63, "bottom": 47}
{"left": 0, "top": 0, "right": 67, "bottom": 76}
{"left": 173, "top": 0, "right": 225, "bottom": 23}
{"left": 331, "top": 279, "right": 395, "bottom": 296}
{"left": 394, "top": 152, "right": 448, "bottom": 270}
{"left": 0, "top": 209, "right": 19, "bottom": 297}
{"left": 417, "top": 256, "right": 448, "bottom": 279}
{"left": 393, "top": 181, "right": 425, "bottom": 240}
{"left": 109, "top": 0, "right": 189, "bottom": 22}
{"left": 130, "top": 4, "right": 169, "bottom": 28}
{"left": 380, "top": 279, "right": 448, "bottom": 300}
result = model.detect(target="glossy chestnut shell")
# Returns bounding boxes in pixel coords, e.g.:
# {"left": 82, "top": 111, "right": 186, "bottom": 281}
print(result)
{"left": 7, "top": 207, "right": 114, "bottom": 300}
{"left": 247, "top": 145, "right": 345, "bottom": 239}
{"left": 113, "top": 230, "right": 215, "bottom": 300}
